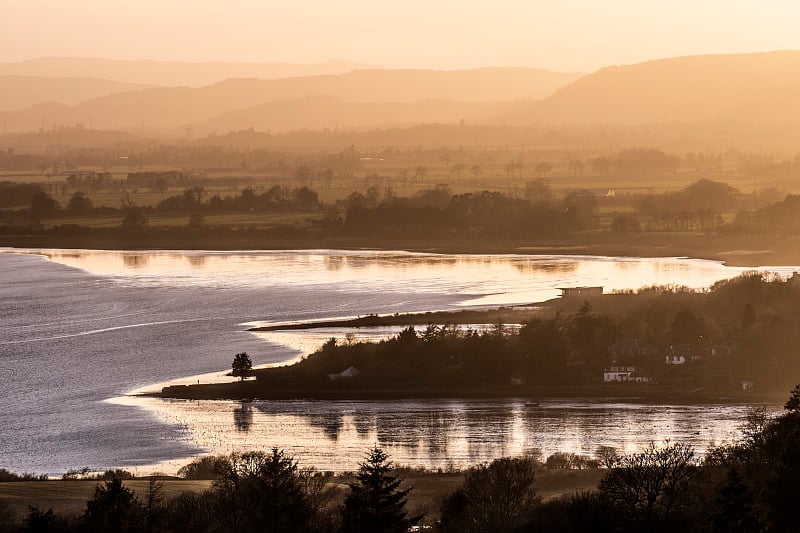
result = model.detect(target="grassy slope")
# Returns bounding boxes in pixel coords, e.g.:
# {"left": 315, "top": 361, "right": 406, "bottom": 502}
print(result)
{"left": 0, "top": 469, "right": 601, "bottom": 521}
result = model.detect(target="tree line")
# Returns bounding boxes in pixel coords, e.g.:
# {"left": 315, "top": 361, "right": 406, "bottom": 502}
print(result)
{"left": 250, "top": 273, "right": 800, "bottom": 395}
{"left": 8, "top": 176, "right": 800, "bottom": 240}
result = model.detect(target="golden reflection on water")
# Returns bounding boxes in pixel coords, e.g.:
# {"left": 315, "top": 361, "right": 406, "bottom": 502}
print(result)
{"left": 11, "top": 248, "right": 794, "bottom": 307}
{"left": 108, "top": 395, "right": 763, "bottom": 475}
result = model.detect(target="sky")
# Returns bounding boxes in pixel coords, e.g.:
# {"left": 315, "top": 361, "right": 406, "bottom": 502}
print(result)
{"left": 3, "top": 0, "right": 800, "bottom": 72}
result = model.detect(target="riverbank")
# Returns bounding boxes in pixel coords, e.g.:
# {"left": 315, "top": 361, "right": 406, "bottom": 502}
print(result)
{"left": 2, "top": 230, "right": 800, "bottom": 267}
{"left": 155, "top": 381, "right": 785, "bottom": 404}
{"left": 247, "top": 308, "right": 546, "bottom": 332}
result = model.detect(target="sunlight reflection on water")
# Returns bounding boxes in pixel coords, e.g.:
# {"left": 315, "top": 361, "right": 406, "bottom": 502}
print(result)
{"left": 1, "top": 248, "right": 795, "bottom": 474}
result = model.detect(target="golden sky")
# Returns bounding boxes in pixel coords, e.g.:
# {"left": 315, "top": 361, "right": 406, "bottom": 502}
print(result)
{"left": 4, "top": 0, "right": 800, "bottom": 71}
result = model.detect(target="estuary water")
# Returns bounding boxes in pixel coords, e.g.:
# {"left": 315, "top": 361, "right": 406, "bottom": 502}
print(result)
{"left": 0, "top": 248, "right": 792, "bottom": 475}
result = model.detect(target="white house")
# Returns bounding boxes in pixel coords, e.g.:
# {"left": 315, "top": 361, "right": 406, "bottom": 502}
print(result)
{"left": 328, "top": 366, "right": 361, "bottom": 381}
{"left": 603, "top": 366, "right": 651, "bottom": 383}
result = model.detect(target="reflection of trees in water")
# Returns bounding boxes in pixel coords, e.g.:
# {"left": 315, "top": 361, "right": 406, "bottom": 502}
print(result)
{"left": 512, "top": 260, "right": 578, "bottom": 274}
{"left": 344, "top": 254, "right": 461, "bottom": 271}
{"left": 352, "top": 414, "right": 372, "bottom": 437}
{"left": 612, "top": 259, "right": 639, "bottom": 271}
{"left": 325, "top": 255, "right": 345, "bottom": 271}
{"left": 233, "top": 402, "right": 253, "bottom": 432}
{"left": 307, "top": 413, "right": 344, "bottom": 440}
{"left": 186, "top": 255, "right": 207, "bottom": 268}
{"left": 122, "top": 253, "right": 148, "bottom": 268}
{"left": 368, "top": 404, "right": 516, "bottom": 462}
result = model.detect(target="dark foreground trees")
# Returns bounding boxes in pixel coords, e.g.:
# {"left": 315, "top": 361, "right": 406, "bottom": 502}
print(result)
{"left": 440, "top": 456, "right": 539, "bottom": 532}
{"left": 597, "top": 441, "right": 697, "bottom": 531}
{"left": 82, "top": 476, "right": 145, "bottom": 532}
{"left": 340, "top": 447, "right": 417, "bottom": 533}
{"left": 212, "top": 449, "right": 312, "bottom": 533}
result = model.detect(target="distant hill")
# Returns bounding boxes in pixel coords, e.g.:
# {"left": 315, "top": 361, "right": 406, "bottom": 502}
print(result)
{"left": 504, "top": 51, "right": 800, "bottom": 126}
{"left": 0, "top": 125, "right": 152, "bottom": 151}
{"left": 1, "top": 68, "right": 582, "bottom": 134}
{"left": 0, "top": 57, "right": 375, "bottom": 87}
{"left": 196, "top": 96, "right": 515, "bottom": 135}
{"left": 0, "top": 76, "right": 150, "bottom": 110}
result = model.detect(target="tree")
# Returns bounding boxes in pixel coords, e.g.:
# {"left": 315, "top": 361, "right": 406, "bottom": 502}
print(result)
{"left": 671, "top": 309, "right": 705, "bottom": 345}
{"left": 144, "top": 478, "right": 165, "bottom": 533}
{"left": 340, "top": 447, "right": 417, "bottom": 533}
{"left": 598, "top": 441, "right": 697, "bottom": 530}
{"left": 440, "top": 456, "right": 539, "bottom": 532}
{"left": 212, "top": 449, "right": 312, "bottom": 533}
{"left": 66, "top": 191, "right": 93, "bottom": 214}
{"left": 29, "top": 191, "right": 60, "bottom": 220}
{"left": 120, "top": 193, "right": 148, "bottom": 231}
{"left": 710, "top": 468, "right": 764, "bottom": 533}
{"left": 82, "top": 477, "right": 145, "bottom": 533}
{"left": 0, "top": 499, "right": 16, "bottom": 533}
{"left": 232, "top": 352, "right": 252, "bottom": 381}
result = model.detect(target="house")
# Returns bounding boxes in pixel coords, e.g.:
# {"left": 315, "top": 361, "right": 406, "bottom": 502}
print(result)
{"left": 665, "top": 344, "right": 700, "bottom": 365}
{"left": 327, "top": 366, "right": 361, "bottom": 381}
{"left": 603, "top": 366, "right": 651, "bottom": 383}
{"left": 558, "top": 286, "right": 603, "bottom": 299}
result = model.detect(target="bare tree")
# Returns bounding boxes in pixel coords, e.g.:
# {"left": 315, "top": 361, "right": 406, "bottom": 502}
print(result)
{"left": 598, "top": 441, "right": 698, "bottom": 528}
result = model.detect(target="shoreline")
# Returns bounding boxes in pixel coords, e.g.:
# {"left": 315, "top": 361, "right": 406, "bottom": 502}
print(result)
{"left": 152, "top": 382, "right": 788, "bottom": 405}
{"left": 3, "top": 232, "right": 800, "bottom": 267}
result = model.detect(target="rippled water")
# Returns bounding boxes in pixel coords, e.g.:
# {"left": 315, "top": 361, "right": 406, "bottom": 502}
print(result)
{"left": 0, "top": 248, "right": 792, "bottom": 475}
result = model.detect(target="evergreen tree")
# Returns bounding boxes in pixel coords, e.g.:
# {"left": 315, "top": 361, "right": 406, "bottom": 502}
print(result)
{"left": 82, "top": 476, "right": 145, "bottom": 532}
{"left": 710, "top": 468, "right": 764, "bottom": 533}
{"left": 340, "top": 447, "right": 417, "bottom": 533}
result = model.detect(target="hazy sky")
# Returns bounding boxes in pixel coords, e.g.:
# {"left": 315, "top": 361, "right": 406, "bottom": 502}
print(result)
{"left": 4, "top": 0, "right": 800, "bottom": 71}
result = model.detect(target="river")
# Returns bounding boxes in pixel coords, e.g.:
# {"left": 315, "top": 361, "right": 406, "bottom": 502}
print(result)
{"left": 0, "top": 248, "right": 792, "bottom": 475}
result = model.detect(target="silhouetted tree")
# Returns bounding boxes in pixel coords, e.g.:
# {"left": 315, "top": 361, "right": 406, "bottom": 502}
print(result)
{"left": 0, "top": 499, "right": 16, "bottom": 533}
{"left": 66, "top": 191, "right": 93, "bottom": 214}
{"left": 120, "top": 193, "right": 148, "bottom": 231}
{"left": 598, "top": 441, "right": 697, "bottom": 531}
{"left": 232, "top": 352, "right": 252, "bottom": 381}
{"left": 213, "top": 449, "right": 312, "bottom": 533}
{"left": 440, "top": 456, "right": 538, "bottom": 532}
{"left": 29, "top": 191, "right": 60, "bottom": 220}
{"left": 178, "top": 455, "right": 230, "bottom": 480}
{"left": 82, "top": 477, "right": 145, "bottom": 532}
{"left": 710, "top": 468, "right": 764, "bottom": 533}
{"left": 340, "top": 447, "right": 417, "bottom": 533}
{"left": 144, "top": 478, "right": 165, "bottom": 533}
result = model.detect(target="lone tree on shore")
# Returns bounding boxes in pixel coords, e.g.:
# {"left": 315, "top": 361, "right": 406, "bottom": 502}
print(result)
{"left": 232, "top": 352, "right": 252, "bottom": 381}
{"left": 341, "top": 446, "right": 418, "bottom": 533}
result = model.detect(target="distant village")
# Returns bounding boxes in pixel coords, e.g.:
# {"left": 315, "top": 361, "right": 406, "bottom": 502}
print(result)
{"left": 560, "top": 286, "right": 749, "bottom": 391}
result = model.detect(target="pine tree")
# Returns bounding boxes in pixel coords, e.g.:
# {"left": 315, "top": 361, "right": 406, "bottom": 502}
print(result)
{"left": 82, "top": 476, "right": 145, "bottom": 532}
{"left": 341, "top": 447, "right": 418, "bottom": 533}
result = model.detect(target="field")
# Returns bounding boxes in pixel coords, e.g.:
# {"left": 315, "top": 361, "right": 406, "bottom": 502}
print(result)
{"left": 0, "top": 468, "right": 603, "bottom": 521}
